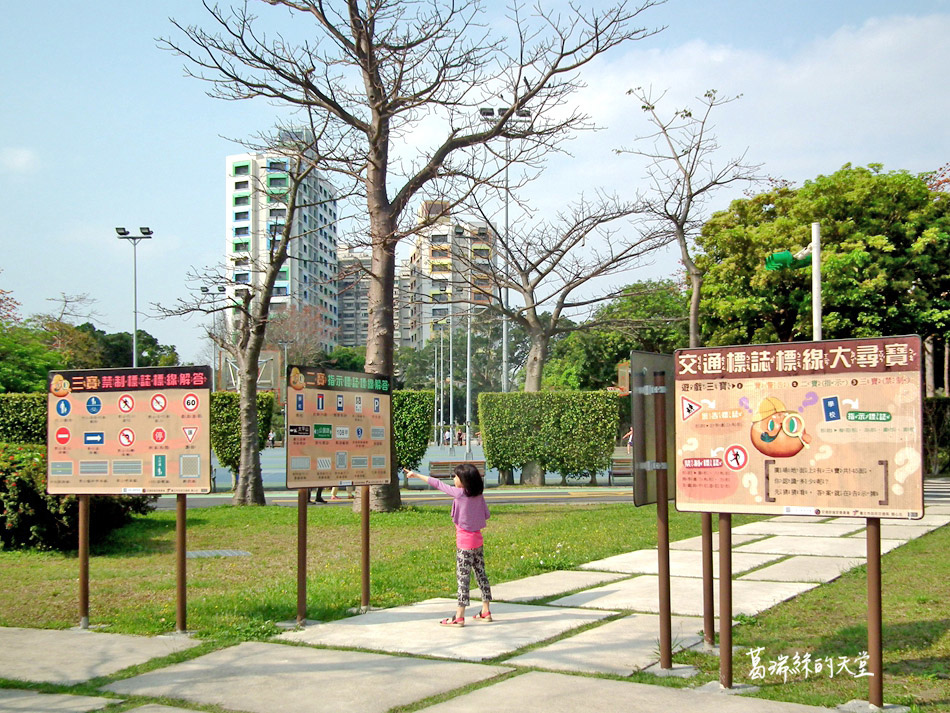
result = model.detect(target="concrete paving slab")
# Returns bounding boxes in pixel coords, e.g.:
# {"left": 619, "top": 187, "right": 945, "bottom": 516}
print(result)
{"left": 414, "top": 670, "right": 834, "bottom": 712}
{"left": 105, "top": 641, "right": 511, "bottom": 713}
{"left": 735, "top": 536, "right": 905, "bottom": 558}
{"left": 732, "top": 522, "right": 865, "bottom": 538}
{"left": 278, "top": 598, "right": 614, "bottom": 662}
{"left": 738, "top": 556, "right": 865, "bottom": 583}
{"left": 506, "top": 613, "right": 704, "bottom": 675}
{"left": 0, "top": 627, "right": 200, "bottom": 685}
{"left": 551, "top": 575, "right": 818, "bottom": 616}
{"left": 669, "top": 533, "right": 761, "bottom": 550}
{"left": 580, "top": 549, "right": 781, "bottom": 577}
{"left": 470, "top": 569, "right": 626, "bottom": 602}
{"left": 0, "top": 690, "right": 118, "bottom": 712}
{"left": 845, "top": 525, "right": 937, "bottom": 540}
{"left": 127, "top": 707, "right": 204, "bottom": 713}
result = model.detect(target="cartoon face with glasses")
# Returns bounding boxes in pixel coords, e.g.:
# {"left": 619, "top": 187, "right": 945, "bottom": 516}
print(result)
{"left": 750, "top": 396, "right": 813, "bottom": 458}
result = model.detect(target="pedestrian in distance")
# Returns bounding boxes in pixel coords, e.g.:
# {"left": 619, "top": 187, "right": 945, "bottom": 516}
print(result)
{"left": 623, "top": 426, "right": 634, "bottom": 455}
{"left": 403, "top": 464, "right": 493, "bottom": 627}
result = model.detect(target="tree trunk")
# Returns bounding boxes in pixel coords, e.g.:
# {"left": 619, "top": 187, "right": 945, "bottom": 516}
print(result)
{"left": 688, "top": 269, "right": 703, "bottom": 349}
{"left": 925, "top": 334, "right": 935, "bottom": 397}
{"left": 497, "top": 469, "right": 514, "bottom": 486}
{"left": 522, "top": 461, "right": 544, "bottom": 486}
{"left": 364, "top": 210, "right": 402, "bottom": 512}
{"left": 233, "top": 358, "right": 266, "bottom": 505}
{"left": 521, "top": 331, "right": 549, "bottom": 485}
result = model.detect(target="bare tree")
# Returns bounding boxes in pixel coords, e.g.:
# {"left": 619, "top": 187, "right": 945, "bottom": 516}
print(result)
{"left": 159, "top": 137, "right": 325, "bottom": 504}
{"left": 163, "top": 0, "right": 665, "bottom": 510}
{"left": 618, "top": 88, "right": 761, "bottom": 347}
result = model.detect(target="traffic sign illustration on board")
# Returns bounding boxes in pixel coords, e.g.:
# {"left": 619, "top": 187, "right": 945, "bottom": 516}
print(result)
{"left": 674, "top": 337, "right": 923, "bottom": 519}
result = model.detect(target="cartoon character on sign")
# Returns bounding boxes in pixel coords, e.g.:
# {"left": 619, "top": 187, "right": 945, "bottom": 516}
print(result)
{"left": 50, "top": 374, "right": 71, "bottom": 397}
{"left": 289, "top": 367, "right": 306, "bottom": 391}
{"left": 750, "top": 396, "right": 812, "bottom": 458}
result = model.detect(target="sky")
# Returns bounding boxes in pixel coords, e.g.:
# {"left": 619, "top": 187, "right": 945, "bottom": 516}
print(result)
{"left": 1, "top": 0, "right": 948, "bottom": 365}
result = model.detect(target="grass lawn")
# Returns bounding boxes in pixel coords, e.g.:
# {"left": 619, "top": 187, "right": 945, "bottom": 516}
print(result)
{"left": 0, "top": 502, "right": 947, "bottom": 711}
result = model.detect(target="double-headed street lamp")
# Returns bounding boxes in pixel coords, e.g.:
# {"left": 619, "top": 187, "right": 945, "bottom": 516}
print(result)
{"left": 765, "top": 222, "right": 822, "bottom": 340}
{"left": 116, "top": 227, "right": 153, "bottom": 367}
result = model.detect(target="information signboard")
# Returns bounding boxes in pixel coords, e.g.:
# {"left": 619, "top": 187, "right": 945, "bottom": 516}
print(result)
{"left": 285, "top": 366, "right": 392, "bottom": 488}
{"left": 674, "top": 336, "right": 923, "bottom": 519}
{"left": 46, "top": 366, "right": 212, "bottom": 495}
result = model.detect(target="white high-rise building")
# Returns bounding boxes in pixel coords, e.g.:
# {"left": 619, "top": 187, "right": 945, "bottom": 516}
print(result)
{"left": 225, "top": 151, "right": 339, "bottom": 352}
{"left": 404, "top": 200, "right": 495, "bottom": 346}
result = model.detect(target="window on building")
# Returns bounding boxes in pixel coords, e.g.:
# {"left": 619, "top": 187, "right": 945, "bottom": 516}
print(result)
{"left": 431, "top": 234, "right": 448, "bottom": 244}
{"left": 233, "top": 241, "right": 250, "bottom": 252}
{"left": 268, "top": 175, "right": 288, "bottom": 188}
{"left": 431, "top": 262, "right": 451, "bottom": 272}
{"left": 474, "top": 293, "right": 491, "bottom": 303}
{"left": 270, "top": 208, "right": 286, "bottom": 219}
{"left": 277, "top": 269, "right": 289, "bottom": 281}
{"left": 234, "top": 226, "right": 250, "bottom": 237}
{"left": 233, "top": 162, "right": 250, "bottom": 176}
{"left": 274, "top": 286, "right": 288, "bottom": 296}
{"left": 233, "top": 194, "right": 250, "bottom": 206}
{"left": 234, "top": 180, "right": 249, "bottom": 190}
{"left": 267, "top": 159, "right": 288, "bottom": 172}
{"left": 432, "top": 307, "right": 448, "bottom": 317}
{"left": 473, "top": 248, "right": 490, "bottom": 258}
{"left": 431, "top": 293, "right": 448, "bottom": 303}
{"left": 234, "top": 211, "right": 250, "bottom": 222}
{"left": 233, "top": 257, "right": 249, "bottom": 267}
{"left": 431, "top": 248, "right": 449, "bottom": 258}
{"left": 235, "top": 273, "right": 250, "bottom": 284}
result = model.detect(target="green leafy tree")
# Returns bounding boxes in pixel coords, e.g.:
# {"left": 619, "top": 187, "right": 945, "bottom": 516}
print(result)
{"left": 698, "top": 164, "right": 950, "bottom": 346}
{"left": 542, "top": 280, "right": 689, "bottom": 390}
{"left": 0, "top": 324, "right": 64, "bottom": 393}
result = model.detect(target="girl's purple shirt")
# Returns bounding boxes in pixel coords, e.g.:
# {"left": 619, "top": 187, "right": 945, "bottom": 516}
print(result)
{"left": 426, "top": 476, "right": 490, "bottom": 532}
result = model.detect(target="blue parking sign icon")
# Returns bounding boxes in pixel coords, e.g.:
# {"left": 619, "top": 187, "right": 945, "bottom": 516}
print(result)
{"left": 296, "top": 393, "right": 304, "bottom": 411}
{"left": 823, "top": 396, "right": 841, "bottom": 421}
{"left": 374, "top": 397, "right": 380, "bottom": 413}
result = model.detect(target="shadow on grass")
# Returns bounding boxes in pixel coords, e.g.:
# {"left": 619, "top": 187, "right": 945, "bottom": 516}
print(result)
{"left": 92, "top": 515, "right": 209, "bottom": 557}
{"left": 814, "top": 619, "right": 950, "bottom": 666}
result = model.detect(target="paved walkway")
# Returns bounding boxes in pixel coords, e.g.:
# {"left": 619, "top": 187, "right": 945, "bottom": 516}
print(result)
{"left": 1, "top": 481, "right": 948, "bottom": 713}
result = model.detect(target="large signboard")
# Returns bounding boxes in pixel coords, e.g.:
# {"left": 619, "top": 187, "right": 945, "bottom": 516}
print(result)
{"left": 674, "top": 336, "right": 923, "bottom": 519}
{"left": 46, "top": 366, "right": 212, "bottom": 495}
{"left": 285, "top": 366, "right": 392, "bottom": 488}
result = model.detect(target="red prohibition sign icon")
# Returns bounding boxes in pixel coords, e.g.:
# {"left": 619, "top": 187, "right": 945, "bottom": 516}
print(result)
{"left": 118, "top": 428, "right": 135, "bottom": 447}
{"left": 152, "top": 428, "right": 167, "bottom": 444}
{"left": 151, "top": 393, "right": 167, "bottom": 412}
{"left": 724, "top": 444, "right": 749, "bottom": 471}
{"left": 55, "top": 427, "right": 71, "bottom": 445}
{"left": 118, "top": 394, "right": 135, "bottom": 413}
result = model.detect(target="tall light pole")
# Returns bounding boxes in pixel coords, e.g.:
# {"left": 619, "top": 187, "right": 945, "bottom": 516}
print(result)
{"left": 479, "top": 105, "right": 529, "bottom": 392}
{"left": 116, "top": 227, "right": 152, "bottom": 367}
{"left": 201, "top": 285, "right": 227, "bottom": 388}
{"left": 764, "top": 221, "right": 822, "bottom": 340}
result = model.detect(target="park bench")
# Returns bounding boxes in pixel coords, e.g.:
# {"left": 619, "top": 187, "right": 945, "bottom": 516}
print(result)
{"left": 407, "top": 460, "right": 486, "bottom": 488}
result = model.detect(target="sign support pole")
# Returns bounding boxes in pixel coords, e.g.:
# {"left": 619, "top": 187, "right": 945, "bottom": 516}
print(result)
{"left": 175, "top": 494, "right": 187, "bottom": 632}
{"left": 867, "top": 517, "right": 883, "bottom": 707}
{"left": 78, "top": 494, "right": 90, "bottom": 629}
{"left": 297, "top": 489, "right": 308, "bottom": 625}
{"left": 361, "top": 485, "right": 371, "bottom": 610}
{"left": 653, "top": 372, "right": 672, "bottom": 669}
{"left": 719, "top": 513, "right": 733, "bottom": 688}
{"left": 701, "top": 513, "right": 715, "bottom": 647}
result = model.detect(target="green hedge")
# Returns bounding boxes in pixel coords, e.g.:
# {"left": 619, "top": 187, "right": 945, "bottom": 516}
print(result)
{"left": 0, "top": 393, "right": 46, "bottom": 444}
{"left": 478, "top": 391, "right": 619, "bottom": 480}
{"left": 0, "top": 443, "right": 156, "bottom": 550}
{"left": 208, "top": 391, "right": 276, "bottom": 477}
{"left": 393, "top": 390, "right": 434, "bottom": 470}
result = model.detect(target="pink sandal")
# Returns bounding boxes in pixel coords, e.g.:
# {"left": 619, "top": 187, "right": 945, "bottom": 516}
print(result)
{"left": 440, "top": 616, "right": 465, "bottom": 627}
{"left": 472, "top": 611, "right": 493, "bottom": 622}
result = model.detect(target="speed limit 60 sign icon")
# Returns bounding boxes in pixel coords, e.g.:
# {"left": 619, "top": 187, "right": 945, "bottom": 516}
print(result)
{"left": 183, "top": 393, "right": 199, "bottom": 412}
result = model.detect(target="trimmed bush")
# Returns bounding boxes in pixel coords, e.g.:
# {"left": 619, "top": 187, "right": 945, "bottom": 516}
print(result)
{"left": 209, "top": 391, "right": 276, "bottom": 477}
{"left": 393, "top": 390, "right": 434, "bottom": 470}
{"left": 478, "top": 391, "right": 619, "bottom": 482}
{"left": 0, "top": 393, "right": 46, "bottom": 444}
{"left": 0, "top": 443, "right": 156, "bottom": 550}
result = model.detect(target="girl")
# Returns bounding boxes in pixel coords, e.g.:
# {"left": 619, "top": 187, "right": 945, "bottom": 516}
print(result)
{"left": 405, "top": 464, "right": 493, "bottom": 626}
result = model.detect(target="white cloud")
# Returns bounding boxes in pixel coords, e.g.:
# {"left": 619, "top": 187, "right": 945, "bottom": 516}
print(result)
{"left": 0, "top": 147, "right": 39, "bottom": 173}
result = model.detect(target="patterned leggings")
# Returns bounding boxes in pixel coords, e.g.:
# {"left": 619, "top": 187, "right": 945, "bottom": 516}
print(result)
{"left": 456, "top": 547, "right": 492, "bottom": 607}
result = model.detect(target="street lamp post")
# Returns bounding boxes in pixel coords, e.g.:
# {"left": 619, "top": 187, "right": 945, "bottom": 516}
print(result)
{"left": 765, "top": 222, "right": 821, "bottom": 339}
{"left": 479, "top": 105, "right": 530, "bottom": 393}
{"left": 116, "top": 227, "right": 152, "bottom": 368}
{"left": 201, "top": 285, "right": 227, "bottom": 389}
